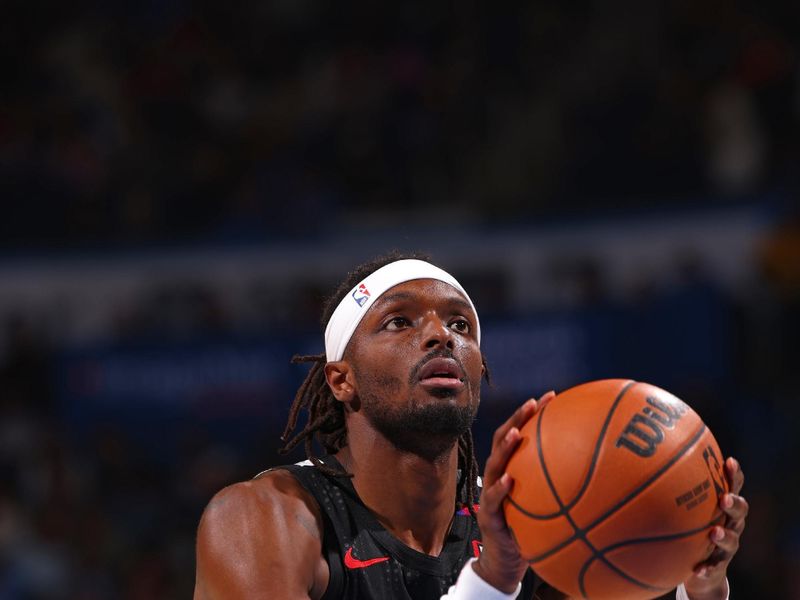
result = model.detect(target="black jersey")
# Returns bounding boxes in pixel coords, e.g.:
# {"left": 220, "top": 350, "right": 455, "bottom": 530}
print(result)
{"left": 278, "top": 456, "right": 540, "bottom": 600}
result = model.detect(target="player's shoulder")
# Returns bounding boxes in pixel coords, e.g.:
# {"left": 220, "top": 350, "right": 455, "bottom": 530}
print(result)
{"left": 196, "top": 466, "right": 330, "bottom": 598}
{"left": 199, "top": 466, "right": 321, "bottom": 535}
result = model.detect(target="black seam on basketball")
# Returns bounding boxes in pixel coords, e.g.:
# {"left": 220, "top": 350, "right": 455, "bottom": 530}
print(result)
{"left": 528, "top": 399, "right": 591, "bottom": 567}
{"left": 567, "top": 379, "right": 637, "bottom": 511}
{"left": 537, "top": 399, "right": 565, "bottom": 512}
{"left": 532, "top": 397, "right": 611, "bottom": 583}
{"left": 573, "top": 422, "right": 710, "bottom": 595}
{"left": 517, "top": 488, "right": 601, "bottom": 593}
{"left": 524, "top": 381, "right": 639, "bottom": 565}
{"left": 527, "top": 536, "right": 577, "bottom": 565}
{"left": 578, "top": 546, "right": 669, "bottom": 598}
{"left": 525, "top": 508, "right": 592, "bottom": 565}
{"left": 506, "top": 495, "right": 564, "bottom": 520}
{"left": 596, "top": 514, "right": 725, "bottom": 554}
{"left": 527, "top": 423, "right": 709, "bottom": 566}
{"left": 576, "top": 515, "right": 723, "bottom": 597}
{"left": 513, "top": 380, "right": 637, "bottom": 520}
{"left": 582, "top": 423, "right": 708, "bottom": 535}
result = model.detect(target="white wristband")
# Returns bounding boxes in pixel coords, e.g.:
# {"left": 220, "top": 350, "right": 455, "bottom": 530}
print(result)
{"left": 441, "top": 558, "right": 522, "bottom": 600}
{"left": 676, "top": 579, "right": 730, "bottom": 600}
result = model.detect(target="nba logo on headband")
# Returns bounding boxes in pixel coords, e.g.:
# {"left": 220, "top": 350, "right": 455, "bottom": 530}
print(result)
{"left": 351, "top": 283, "right": 370, "bottom": 307}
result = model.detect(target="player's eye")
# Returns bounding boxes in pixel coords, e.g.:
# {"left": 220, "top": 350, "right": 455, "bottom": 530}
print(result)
{"left": 384, "top": 316, "right": 411, "bottom": 330}
{"left": 449, "top": 319, "right": 470, "bottom": 333}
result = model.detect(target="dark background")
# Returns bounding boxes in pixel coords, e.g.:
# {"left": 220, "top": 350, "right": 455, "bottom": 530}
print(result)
{"left": 1, "top": 1, "right": 799, "bottom": 598}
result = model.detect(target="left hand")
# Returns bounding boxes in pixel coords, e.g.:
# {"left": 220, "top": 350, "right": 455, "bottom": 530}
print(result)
{"left": 473, "top": 391, "right": 557, "bottom": 593}
{"left": 683, "top": 457, "right": 748, "bottom": 600}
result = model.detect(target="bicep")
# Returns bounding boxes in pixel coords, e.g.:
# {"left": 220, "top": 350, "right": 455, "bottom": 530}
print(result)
{"left": 194, "top": 474, "right": 326, "bottom": 600}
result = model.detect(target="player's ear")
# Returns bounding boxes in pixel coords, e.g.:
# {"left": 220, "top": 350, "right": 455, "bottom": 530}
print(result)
{"left": 324, "top": 361, "right": 357, "bottom": 404}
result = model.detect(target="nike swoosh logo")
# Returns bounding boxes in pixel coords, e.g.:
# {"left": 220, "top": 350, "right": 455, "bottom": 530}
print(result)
{"left": 344, "top": 546, "right": 390, "bottom": 569}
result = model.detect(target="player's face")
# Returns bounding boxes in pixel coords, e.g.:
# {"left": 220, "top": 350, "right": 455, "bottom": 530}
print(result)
{"left": 345, "top": 279, "right": 483, "bottom": 454}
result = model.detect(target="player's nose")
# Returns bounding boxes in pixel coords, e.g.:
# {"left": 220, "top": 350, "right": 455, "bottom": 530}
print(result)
{"left": 421, "top": 315, "right": 454, "bottom": 350}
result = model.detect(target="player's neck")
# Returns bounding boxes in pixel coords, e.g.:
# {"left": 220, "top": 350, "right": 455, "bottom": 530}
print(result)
{"left": 336, "top": 438, "right": 460, "bottom": 556}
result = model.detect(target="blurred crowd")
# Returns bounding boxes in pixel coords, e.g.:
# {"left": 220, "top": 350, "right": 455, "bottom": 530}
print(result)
{"left": 2, "top": 0, "right": 800, "bottom": 598}
{"left": 1, "top": 1, "right": 799, "bottom": 249}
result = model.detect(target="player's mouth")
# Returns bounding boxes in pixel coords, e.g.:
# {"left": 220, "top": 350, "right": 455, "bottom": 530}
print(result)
{"left": 416, "top": 357, "right": 465, "bottom": 391}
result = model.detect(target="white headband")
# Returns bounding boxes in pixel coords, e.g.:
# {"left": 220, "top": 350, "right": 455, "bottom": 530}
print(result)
{"left": 324, "top": 259, "right": 480, "bottom": 362}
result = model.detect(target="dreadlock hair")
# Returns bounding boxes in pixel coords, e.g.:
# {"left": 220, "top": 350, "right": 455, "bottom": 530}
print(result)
{"left": 279, "top": 250, "right": 490, "bottom": 515}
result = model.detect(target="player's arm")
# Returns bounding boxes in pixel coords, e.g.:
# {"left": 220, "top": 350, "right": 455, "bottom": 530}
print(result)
{"left": 475, "top": 392, "right": 557, "bottom": 593}
{"left": 194, "top": 470, "right": 329, "bottom": 600}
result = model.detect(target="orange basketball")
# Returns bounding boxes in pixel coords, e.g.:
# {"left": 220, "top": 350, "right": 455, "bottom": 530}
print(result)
{"left": 504, "top": 379, "right": 728, "bottom": 600}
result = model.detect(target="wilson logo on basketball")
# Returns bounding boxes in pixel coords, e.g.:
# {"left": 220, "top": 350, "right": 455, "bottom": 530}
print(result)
{"left": 615, "top": 395, "right": 688, "bottom": 457}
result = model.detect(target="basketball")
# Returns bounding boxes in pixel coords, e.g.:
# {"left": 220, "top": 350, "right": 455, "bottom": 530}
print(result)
{"left": 504, "top": 379, "right": 728, "bottom": 599}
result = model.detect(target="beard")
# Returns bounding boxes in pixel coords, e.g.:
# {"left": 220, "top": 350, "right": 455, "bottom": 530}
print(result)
{"left": 353, "top": 362, "right": 479, "bottom": 462}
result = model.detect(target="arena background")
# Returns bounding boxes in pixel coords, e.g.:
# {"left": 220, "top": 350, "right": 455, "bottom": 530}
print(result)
{"left": 1, "top": 2, "right": 799, "bottom": 598}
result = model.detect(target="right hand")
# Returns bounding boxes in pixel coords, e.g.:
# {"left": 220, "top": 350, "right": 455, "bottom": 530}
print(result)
{"left": 473, "top": 391, "right": 557, "bottom": 593}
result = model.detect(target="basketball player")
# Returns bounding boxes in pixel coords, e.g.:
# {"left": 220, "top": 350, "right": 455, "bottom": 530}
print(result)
{"left": 194, "top": 254, "right": 747, "bottom": 599}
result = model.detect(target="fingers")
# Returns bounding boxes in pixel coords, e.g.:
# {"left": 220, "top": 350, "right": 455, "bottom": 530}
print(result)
{"left": 494, "top": 391, "right": 556, "bottom": 441}
{"left": 709, "top": 525, "right": 740, "bottom": 558}
{"left": 537, "top": 390, "right": 557, "bottom": 410}
{"left": 719, "top": 457, "right": 748, "bottom": 536}
{"left": 484, "top": 423, "right": 526, "bottom": 487}
{"left": 694, "top": 526, "right": 741, "bottom": 575}
{"left": 485, "top": 392, "right": 556, "bottom": 486}
{"left": 693, "top": 487, "right": 749, "bottom": 576}
{"left": 490, "top": 398, "right": 536, "bottom": 449}
{"left": 720, "top": 492, "right": 748, "bottom": 535}
{"left": 686, "top": 460, "right": 746, "bottom": 590}
{"left": 479, "top": 472, "right": 514, "bottom": 532}
{"left": 725, "top": 457, "right": 744, "bottom": 495}
{"left": 492, "top": 391, "right": 556, "bottom": 446}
